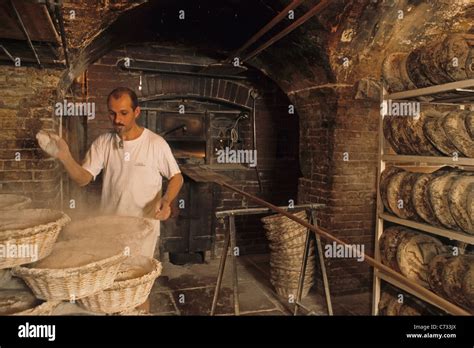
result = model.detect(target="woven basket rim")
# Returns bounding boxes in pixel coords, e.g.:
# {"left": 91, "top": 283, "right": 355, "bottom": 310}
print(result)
{"left": 0, "top": 209, "right": 71, "bottom": 241}
{"left": 106, "top": 258, "right": 162, "bottom": 291}
{"left": 12, "top": 252, "right": 127, "bottom": 278}
{"left": 13, "top": 300, "right": 62, "bottom": 315}
{"left": 265, "top": 227, "right": 307, "bottom": 239}
{"left": 271, "top": 279, "right": 314, "bottom": 287}
{"left": 261, "top": 210, "right": 307, "bottom": 224}
{"left": 263, "top": 220, "right": 308, "bottom": 232}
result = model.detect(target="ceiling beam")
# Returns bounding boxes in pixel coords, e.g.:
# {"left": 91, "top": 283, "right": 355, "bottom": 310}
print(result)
{"left": 9, "top": 0, "right": 42, "bottom": 68}
{"left": 242, "top": 0, "right": 331, "bottom": 62}
{"left": 54, "top": 3, "right": 69, "bottom": 67}
{"left": 225, "top": 0, "right": 305, "bottom": 63}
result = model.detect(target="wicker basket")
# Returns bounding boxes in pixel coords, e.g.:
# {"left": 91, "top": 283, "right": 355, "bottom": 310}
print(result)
{"left": 0, "top": 194, "right": 32, "bottom": 210}
{"left": 271, "top": 235, "right": 309, "bottom": 248}
{"left": 0, "top": 209, "right": 70, "bottom": 269}
{"left": 269, "top": 239, "right": 314, "bottom": 253}
{"left": 12, "top": 252, "right": 127, "bottom": 301}
{"left": 270, "top": 259, "right": 315, "bottom": 271}
{"left": 263, "top": 217, "right": 308, "bottom": 229}
{"left": 270, "top": 278, "right": 314, "bottom": 298}
{"left": 270, "top": 248, "right": 315, "bottom": 261}
{"left": 261, "top": 210, "right": 307, "bottom": 226}
{"left": 78, "top": 257, "right": 162, "bottom": 314}
{"left": 271, "top": 267, "right": 315, "bottom": 281}
{"left": 13, "top": 300, "right": 61, "bottom": 316}
{"left": 265, "top": 226, "right": 307, "bottom": 242}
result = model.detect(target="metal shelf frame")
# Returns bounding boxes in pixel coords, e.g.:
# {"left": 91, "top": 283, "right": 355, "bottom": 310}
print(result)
{"left": 372, "top": 79, "right": 474, "bottom": 316}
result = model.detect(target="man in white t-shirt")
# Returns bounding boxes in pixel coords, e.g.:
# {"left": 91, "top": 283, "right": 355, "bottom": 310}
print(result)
{"left": 53, "top": 87, "right": 183, "bottom": 311}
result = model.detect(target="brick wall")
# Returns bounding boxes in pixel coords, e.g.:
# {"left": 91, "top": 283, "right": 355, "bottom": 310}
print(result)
{"left": 0, "top": 66, "right": 63, "bottom": 208}
{"left": 295, "top": 86, "right": 378, "bottom": 295}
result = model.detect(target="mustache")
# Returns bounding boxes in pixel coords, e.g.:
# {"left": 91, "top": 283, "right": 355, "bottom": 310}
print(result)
{"left": 113, "top": 123, "right": 125, "bottom": 127}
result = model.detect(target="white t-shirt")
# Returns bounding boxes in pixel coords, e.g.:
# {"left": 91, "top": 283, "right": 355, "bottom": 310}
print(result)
{"left": 82, "top": 128, "right": 181, "bottom": 218}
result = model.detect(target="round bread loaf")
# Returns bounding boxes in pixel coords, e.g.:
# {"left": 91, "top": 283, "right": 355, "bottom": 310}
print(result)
{"left": 389, "top": 116, "right": 418, "bottom": 155}
{"left": 467, "top": 46, "right": 474, "bottom": 79}
{"left": 379, "top": 226, "right": 415, "bottom": 271}
{"left": 386, "top": 171, "right": 409, "bottom": 217}
{"left": 448, "top": 175, "right": 474, "bottom": 234}
{"left": 382, "top": 53, "right": 407, "bottom": 93}
{"left": 440, "top": 35, "right": 470, "bottom": 81}
{"left": 407, "top": 48, "right": 433, "bottom": 88}
{"left": 424, "top": 112, "right": 459, "bottom": 156}
{"left": 465, "top": 112, "right": 474, "bottom": 139}
{"left": 380, "top": 167, "right": 404, "bottom": 214}
{"left": 428, "top": 171, "right": 461, "bottom": 230}
{"left": 420, "top": 40, "right": 454, "bottom": 85}
{"left": 383, "top": 116, "right": 401, "bottom": 154}
{"left": 428, "top": 253, "right": 455, "bottom": 297}
{"left": 398, "top": 303, "right": 423, "bottom": 316}
{"left": 441, "top": 255, "right": 474, "bottom": 311}
{"left": 443, "top": 111, "right": 474, "bottom": 158}
{"left": 386, "top": 297, "right": 403, "bottom": 315}
{"left": 412, "top": 173, "right": 441, "bottom": 226}
{"left": 387, "top": 171, "right": 419, "bottom": 220}
{"left": 403, "top": 112, "right": 442, "bottom": 156}
{"left": 378, "top": 292, "right": 394, "bottom": 315}
{"left": 397, "top": 233, "right": 448, "bottom": 288}
{"left": 399, "top": 53, "right": 418, "bottom": 91}
{"left": 400, "top": 172, "right": 422, "bottom": 220}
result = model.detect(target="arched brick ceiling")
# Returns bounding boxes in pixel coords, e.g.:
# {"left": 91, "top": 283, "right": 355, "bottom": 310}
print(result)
{"left": 58, "top": 0, "right": 473, "bottom": 95}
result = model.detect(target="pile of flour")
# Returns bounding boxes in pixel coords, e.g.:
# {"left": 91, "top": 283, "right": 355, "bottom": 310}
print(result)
{"left": 58, "top": 216, "right": 155, "bottom": 258}
{"left": 33, "top": 238, "right": 123, "bottom": 269}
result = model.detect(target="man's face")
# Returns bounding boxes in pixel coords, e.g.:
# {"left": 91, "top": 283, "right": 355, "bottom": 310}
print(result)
{"left": 108, "top": 94, "right": 140, "bottom": 135}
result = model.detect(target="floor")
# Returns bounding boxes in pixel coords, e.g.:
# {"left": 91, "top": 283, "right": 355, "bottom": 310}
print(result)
{"left": 149, "top": 253, "right": 372, "bottom": 316}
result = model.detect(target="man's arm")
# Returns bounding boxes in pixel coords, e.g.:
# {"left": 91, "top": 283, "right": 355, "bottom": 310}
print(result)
{"left": 154, "top": 173, "right": 184, "bottom": 220}
{"left": 57, "top": 138, "right": 93, "bottom": 187}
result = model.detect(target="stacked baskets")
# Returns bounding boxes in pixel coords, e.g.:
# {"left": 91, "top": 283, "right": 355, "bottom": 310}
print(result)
{"left": 78, "top": 255, "right": 163, "bottom": 314}
{"left": 1, "top": 211, "right": 162, "bottom": 315}
{"left": 261, "top": 210, "right": 315, "bottom": 298}
{"left": 0, "top": 209, "right": 70, "bottom": 270}
{"left": 0, "top": 208, "right": 71, "bottom": 315}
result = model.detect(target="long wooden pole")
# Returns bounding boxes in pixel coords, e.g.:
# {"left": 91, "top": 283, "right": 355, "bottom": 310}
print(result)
{"left": 242, "top": 0, "right": 331, "bottom": 62}
{"left": 226, "top": 0, "right": 305, "bottom": 63}
{"left": 214, "top": 180, "right": 472, "bottom": 316}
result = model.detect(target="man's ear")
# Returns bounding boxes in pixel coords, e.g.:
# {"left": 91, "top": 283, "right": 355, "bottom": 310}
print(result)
{"left": 134, "top": 106, "right": 141, "bottom": 119}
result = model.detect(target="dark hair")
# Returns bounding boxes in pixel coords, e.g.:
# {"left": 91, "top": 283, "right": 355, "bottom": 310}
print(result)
{"left": 107, "top": 87, "right": 139, "bottom": 110}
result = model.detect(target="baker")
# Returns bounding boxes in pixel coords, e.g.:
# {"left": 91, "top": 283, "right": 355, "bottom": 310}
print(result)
{"left": 51, "top": 87, "right": 183, "bottom": 312}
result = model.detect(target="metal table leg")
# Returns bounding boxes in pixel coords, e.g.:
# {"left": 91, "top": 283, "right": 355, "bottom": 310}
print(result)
{"left": 229, "top": 214, "right": 240, "bottom": 315}
{"left": 210, "top": 225, "right": 231, "bottom": 316}
{"left": 294, "top": 212, "right": 311, "bottom": 316}
{"left": 313, "top": 211, "right": 333, "bottom": 315}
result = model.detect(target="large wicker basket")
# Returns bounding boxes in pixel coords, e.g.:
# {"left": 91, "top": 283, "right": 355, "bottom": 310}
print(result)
{"left": 0, "top": 194, "right": 32, "bottom": 210}
{"left": 78, "top": 257, "right": 162, "bottom": 314}
{"left": 261, "top": 210, "right": 307, "bottom": 225}
{"left": 270, "top": 278, "right": 314, "bottom": 298}
{"left": 0, "top": 209, "right": 70, "bottom": 269}
{"left": 13, "top": 300, "right": 61, "bottom": 316}
{"left": 12, "top": 252, "right": 127, "bottom": 301}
